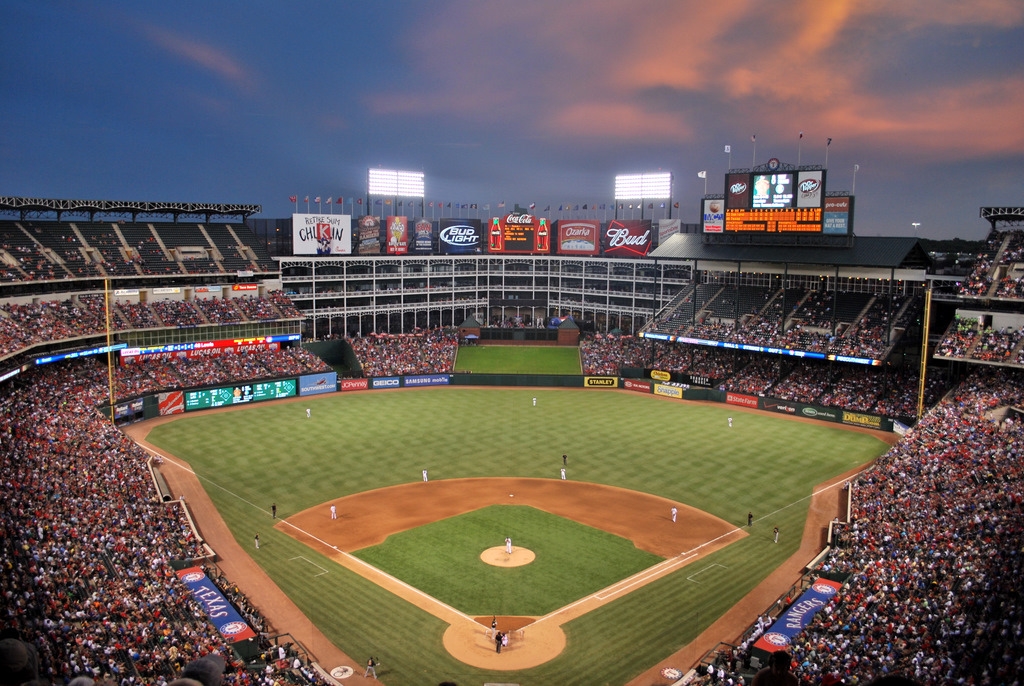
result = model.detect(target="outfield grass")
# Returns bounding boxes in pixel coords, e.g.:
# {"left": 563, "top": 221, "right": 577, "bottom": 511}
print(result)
{"left": 353, "top": 505, "right": 663, "bottom": 616}
{"left": 146, "top": 389, "right": 889, "bottom": 685}
{"left": 453, "top": 345, "right": 582, "bottom": 374}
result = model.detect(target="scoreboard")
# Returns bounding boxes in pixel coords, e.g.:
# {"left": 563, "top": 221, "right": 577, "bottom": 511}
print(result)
{"left": 185, "top": 379, "right": 297, "bottom": 410}
{"left": 488, "top": 212, "right": 550, "bottom": 254}
{"left": 705, "top": 159, "right": 851, "bottom": 235}
{"left": 724, "top": 207, "right": 824, "bottom": 233}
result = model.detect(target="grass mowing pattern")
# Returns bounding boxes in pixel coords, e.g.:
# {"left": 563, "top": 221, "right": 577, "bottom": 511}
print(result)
{"left": 353, "top": 505, "right": 663, "bottom": 616}
{"left": 453, "top": 345, "right": 582, "bottom": 374}
{"left": 147, "top": 389, "right": 889, "bottom": 685}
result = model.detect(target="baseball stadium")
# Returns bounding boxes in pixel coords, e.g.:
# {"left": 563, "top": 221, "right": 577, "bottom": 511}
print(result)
{"left": 2, "top": 193, "right": 1023, "bottom": 686}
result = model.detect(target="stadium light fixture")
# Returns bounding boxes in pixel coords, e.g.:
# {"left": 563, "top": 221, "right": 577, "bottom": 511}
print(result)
{"left": 614, "top": 172, "right": 673, "bottom": 200}
{"left": 367, "top": 168, "right": 425, "bottom": 198}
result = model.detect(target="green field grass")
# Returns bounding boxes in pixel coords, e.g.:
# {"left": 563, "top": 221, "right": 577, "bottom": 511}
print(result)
{"left": 146, "top": 389, "right": 889, "bottom": 685}
{"left": 353, "top": 505, "right": 663, "bottom": 616}
{"left": 453, "top": 345, "right": 582, "bottom": 374}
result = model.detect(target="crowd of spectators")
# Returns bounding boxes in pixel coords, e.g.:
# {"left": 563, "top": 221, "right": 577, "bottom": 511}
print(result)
{"left": 0, "top": 292, "right": 300, "bottom": 359}
{"left": 116, "top": 347, "right": 330, "bottom": 399}
{"left": 348, "top": 328, "right": 459, "bottom": 377}
{"left": 1, "top": 361, "right": 250, "bottom": 684}
{"left": 0, "top": 344, "right": 338, "bottom": 685}
{"left": 576, "top": 337, "right": 948, "bottom": 419}
{"left": 783, "top": 367, "right": 1024, "bottom": 684}
{"left": 648, "top": 287, "right": 917, "bottom": 362}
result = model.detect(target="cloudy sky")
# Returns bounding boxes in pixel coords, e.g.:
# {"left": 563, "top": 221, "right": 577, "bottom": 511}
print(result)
{"left": 2, "top": 1, "right": 1022, "bottom": 240}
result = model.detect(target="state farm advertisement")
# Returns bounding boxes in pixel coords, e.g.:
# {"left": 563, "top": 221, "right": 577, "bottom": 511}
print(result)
{"left": 603, "top": 219, "right": 652, "bottom": 257}
{"left": 557, "top": 219, "right": 600, "bottom": 255}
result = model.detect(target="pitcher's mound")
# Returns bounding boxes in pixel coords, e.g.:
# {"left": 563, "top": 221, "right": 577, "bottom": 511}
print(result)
{"left": 481, "top": 546, "right": 535, "bottom": 567}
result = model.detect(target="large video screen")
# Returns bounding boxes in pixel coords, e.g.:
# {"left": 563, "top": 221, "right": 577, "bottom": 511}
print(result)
{"left": 487, "top": 212, "right": 550, "bottom": 254}
{"left": 715, "top": 163, "right": 840, "bottom": 234}
{"left": 751, "top": 173, "right": 794, "bottom": 208}
{"left": 184, "top": 379, "right": 297, "bottom": 410}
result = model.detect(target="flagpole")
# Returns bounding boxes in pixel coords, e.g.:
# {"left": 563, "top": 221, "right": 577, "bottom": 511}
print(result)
{"left": 825, "top": 137, "right": 832, "bottom": 167}
{"left": 798, "top": 132, "right": 803, "bottom": 166}
{"left": 852, "top": 164, "right": 859, "bottom": 194}
{"left": 751, "top": 134, "right": 757, "bottom": 167}
{"left": 725, "top": 144, "right": 732, "bottom": 171}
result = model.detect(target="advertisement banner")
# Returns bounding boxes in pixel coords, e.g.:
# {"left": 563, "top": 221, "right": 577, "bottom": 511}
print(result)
{"left": 658, "top": 218, "right": 681, "bottom": 245}
{"left": 796, "top": 171, "right": 824, "bottom": 208}
{"left": 413, "top": 218, "right": 434, "bottom": 253}
{"left": 402, "top": 374, "right": 451, "bottom": 387}
{"left": 355, "top": 215, "right": 381, "bottom": 255}
{"left": 753, "top": 578, "right": 842, "bottom": 652}
{"left": 438, "top": 218, "right": 482, "bottom": 254}
{"left": 841, "top": 410, "right": 883, "bottom": 429}
{"left": 654, "top": 383, "right": 683, "bottom": 399}
{"left": 299, "top": 372, "right": 338, "bottom": 396}
{"left": 341, "top": 378, "right": 369, "bottom": 391}
{"left": 159, "top": 391, "right": 184, "bottom": 415}
{"left": 603, "top": 219, "right": 652, "bottom": 257}
{"left": 758, "top": 398, "right": 839, "bottom": 422}
{"left": 557, "top": 220, "right": 600, "bottom": 255}
{"left": 726, "top": 173, "right": 751, "bottom": 209}
{"left": 623, "top": 378, "right": 652, "bottom": 393}
{"left": 292, "top": 214, "right": 352, "bottom": 255}
{"left": 584, "top": 376, "right": 618, "bottom": 388}
{"left": 726, "top": 391, "right": 759, "bottom": 408}
{"left": 121, "top": 335, "right": 297, "bottom": 359}
{"left": 176, "top": 567, "right": 257, "bottom": 643}
{"left": 823, "top": 196, "right": 852, "bottom": 235}
{"left": 370, "top": 376, "right": 401, "bottom": 389}
{"left": 702, "top": 199, "right": 725, "bottom": 233}
{"left": 385, "top": 216, "right": 409, "bottom": 255}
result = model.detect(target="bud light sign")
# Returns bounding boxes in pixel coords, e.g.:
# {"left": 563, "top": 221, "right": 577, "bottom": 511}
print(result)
{"left": 439, "top": 218, "right": 482, "bottom": 254}
{"left": 603, "top": 219, "right": 652, "bottom": 257}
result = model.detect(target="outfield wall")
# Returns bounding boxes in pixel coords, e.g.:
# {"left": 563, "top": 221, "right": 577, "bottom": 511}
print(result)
{"left": 117, "top": 371, "right": 893, "bottom": 432}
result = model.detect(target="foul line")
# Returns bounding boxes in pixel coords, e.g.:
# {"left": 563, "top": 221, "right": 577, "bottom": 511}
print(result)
{"left": 290, "top": 556, "right": 330, "bottom": 577}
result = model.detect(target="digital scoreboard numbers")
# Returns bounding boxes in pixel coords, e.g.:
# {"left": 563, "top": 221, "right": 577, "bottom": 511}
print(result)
{"left": 184, "top": 379, "right": 297, "bottom": 411}
{"left": 725, "top": 207, "right": 823, "bottom": 233}
{"left": 488, "top": 213, "right": 550, "bottom": 254}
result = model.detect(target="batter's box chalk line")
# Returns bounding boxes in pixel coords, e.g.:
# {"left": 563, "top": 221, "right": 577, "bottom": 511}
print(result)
{"left": 686, "top": 562, "right": 727, "bottom": 584}
{"left": 289, "top": 555, "right": 330, "bottom": 577}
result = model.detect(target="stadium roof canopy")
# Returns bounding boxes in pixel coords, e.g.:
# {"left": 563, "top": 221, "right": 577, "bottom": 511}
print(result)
{"left": 0, "top": 196, "right": 261, "bottom": 222}
{"left": 651, "top": 234, "right": 931, "bottom": 271}
{"left": 980, "top": 207, "right": 1024, "bottom": 230}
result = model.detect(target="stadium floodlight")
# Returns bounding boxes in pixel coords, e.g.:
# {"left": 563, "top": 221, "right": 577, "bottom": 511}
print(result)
{"left": 367, "top": 168, "right": 425, "bottom": 197}
{"left": 614, "top": 172, "right": 673, "bottom": 200}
